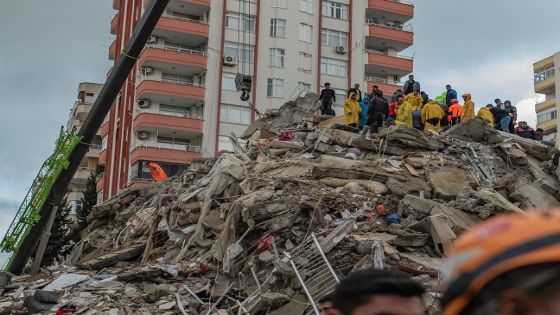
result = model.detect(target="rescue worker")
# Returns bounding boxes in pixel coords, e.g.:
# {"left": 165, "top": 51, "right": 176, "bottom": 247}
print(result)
{"left": 421, "top": 100, "right": 445, "bottom": 132}
{"left": 445, "top": 84, "right": 458, "bottom": 106}
{"left": 344, "top": 92, "right": 361, "bottom": 127}
{"left": 435, "top": 92, "right": 449, "bottom": 128}
{"left": 420, "top": 91, "right": 429, "bottom": 105}
{"left": 477, "top": 104, "right": 494, "bottom": 127}
{"left": 348, "top": 83, "right": 363, "bottom": 102}
{"left": 441, "top": 211, "right": 560, "bottom": 315}
{"left": 358, "top": 96, "right": 369, "bottom": 130}
{"left": 448, "top": 99, "right": 463, "bottom": 125}
{"left": 515, "top": 121, "right": 536, "bottom": 139}
{"left": 405, "top": 89, "right": 424, "bottom": 130}
{"left": 462, "top": 93, "right": 475, "bottom": 122}
{"left": 363, "top": 90, "right": 389, "bottom": 137}
{"left": 403, "top": 74, "right": 420, "bottom": 95}
{"left": 395, "top": 95, "right": 413, "bottom": 128}
{"left": 147, "top": 162, "right": 168, "bottom": 182}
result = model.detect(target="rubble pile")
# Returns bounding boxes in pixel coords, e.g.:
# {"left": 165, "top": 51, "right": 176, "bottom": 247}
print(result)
{"left": 2, "top": 94, "right": 560, "bottom": 314}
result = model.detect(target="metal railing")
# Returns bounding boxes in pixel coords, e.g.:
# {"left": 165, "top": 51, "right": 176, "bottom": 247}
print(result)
{"left": 145, "top": 43, "right": 207, "bottom": 56}
{"left": 386, "top": 0, "right": 414, "bottom": 6}
{"left": 365, "top": 76, "right": 403, "bottom": 85}
{"left": 135, "top": 107, "right": 204, "bottom": 120}
{"left": 131, "top": 140, "right": 201, "bottom": 153}
{"left": 89, "top": 144, "right": 102, "bottom": 150}
{"left": 364, "top": 49, "right": 413, "bottom": 60}
{"left": 366, "top": 19, "right": 413, "bottom": 32}
{"left": 163, "top": 13, "right": 208, "bottom": 24}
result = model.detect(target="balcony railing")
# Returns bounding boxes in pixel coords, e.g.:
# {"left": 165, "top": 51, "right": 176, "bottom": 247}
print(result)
{"left": 131, "top": 140, "right": 201, "bottom": 153}
{"left": 144, "top": 44, "right": 207, "bottom": 56}
{"left": 365, "top": 49, "right": 413, "bottom": 60}
{"left": 162, "top": 13, "right": 208, "bottom": 24}
{"left": 366, "top": 19, "right": 413, "bottom": 32}
{"left": 365, "top": 76, "right": 403, "bottom": 85}
{"left": 135, "top": 108, "right": 203, "bottom": 120}
{"left": 90, "top": 144, "right": 102, "bottom": 150}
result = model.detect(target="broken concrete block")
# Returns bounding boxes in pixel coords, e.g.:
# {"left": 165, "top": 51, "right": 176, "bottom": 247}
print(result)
{"left": 24, "top": 296, "right": 55, "bottom": 314}
{"left": 510, "top": 178, "right": 560, "bottom": 209}
{"left": 386, "top": 177, "right": 432, "bottom": 197}
{"left": 77, "top": 244, "right": 145, "bottom": 270}
{"left": 320, "top": 178, "right": 387, "bottom": 195}
{"left": 34, "top": 290, "right": 64, "bottom": 304}
{"left": 268, "top": 294, "right": 308, "bottom": 315}
{"left": 319, "top": 220, "right": 355, "bottom": 253}
{"left": 402, "top": 194, "right": 438, "bottom": 215}
{"left": 478, "top": 188, "right": 524, "bottom": 213}
{"left": 428, "top": 167, "right": 472, "bottom": 200}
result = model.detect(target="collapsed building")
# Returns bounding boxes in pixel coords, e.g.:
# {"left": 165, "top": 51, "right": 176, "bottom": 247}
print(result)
{"left": 1, "top": 94, "right": 559, "bottom": 314}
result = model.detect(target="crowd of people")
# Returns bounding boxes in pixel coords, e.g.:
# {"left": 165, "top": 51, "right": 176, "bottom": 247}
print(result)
{"left": 318, "top": 75, "right": 545, "bottom": 141}
{"left": 316, "top": 212, "right": 560, "bottom": 315}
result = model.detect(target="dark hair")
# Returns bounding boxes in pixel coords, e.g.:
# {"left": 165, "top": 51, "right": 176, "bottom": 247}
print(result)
{"left": 332, "top": 269, "right": 425, "bottom": 315}
{"left": 504, "top": 100, "right": 511, "bottom": 105}
{"left": 537, "top": 128, "right": 544, "bottom": 132}
{"left": 325, "top": 83, "right": 331, "bottom": 86}
{"left": 374, "top": 90, "right": 384, "bottom": 97}
{"left": 446, "top": 84, "right": 451, "bottom": 88}
{"left": 318, "top": 293, "right": 333, "bottom": 304}
{"left": 494, "top": 98, "right": 501, "bottom": 102}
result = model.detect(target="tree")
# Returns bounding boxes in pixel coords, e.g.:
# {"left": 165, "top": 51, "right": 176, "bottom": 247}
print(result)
{"left": 41, "top": 197, "right": 73, "bottom": 267}
{"left": 77, "top": 167, "right": 99, "bottom": 229}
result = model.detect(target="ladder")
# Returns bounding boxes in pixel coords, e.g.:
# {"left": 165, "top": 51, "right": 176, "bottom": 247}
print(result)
{"left": 0, "top": 127, "right": 81, "bottom": 270}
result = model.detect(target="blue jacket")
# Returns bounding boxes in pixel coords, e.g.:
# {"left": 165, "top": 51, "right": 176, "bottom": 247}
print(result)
{"left": 359, "top": 97, "right": 369, "bottom": 128}
{"left": 446, "top": 89, "right": 457, "bottom": 105}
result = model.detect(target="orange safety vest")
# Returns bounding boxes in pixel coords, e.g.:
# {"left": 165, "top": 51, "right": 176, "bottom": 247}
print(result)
{"left": 147, "top": 162, "right": 168, "bottom": 182}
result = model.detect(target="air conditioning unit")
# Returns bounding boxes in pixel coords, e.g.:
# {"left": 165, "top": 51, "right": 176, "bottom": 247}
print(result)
{"left": 336, "top": 46, "right": 346, "bottom": 54}
{"left": 141, "top": 67, "right": 153, "bottom": 75}
{"left": 137, "top": 99, "right": 150, "bottom": 108}
{"left": 223, "top": 55, "right": 237, "bottom": 66}
{"left": 146, "top": 35, "right": 158, "bottom": 44}
{"left": 137, "top": 131, "right": 150, "bottom": 140}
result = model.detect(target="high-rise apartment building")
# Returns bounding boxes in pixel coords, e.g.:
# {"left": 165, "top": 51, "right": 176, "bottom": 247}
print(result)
{"left": 534, "top": 52, "right": 558, "bottom": 146}
{"left": 66, "top": 82, "right": 104, "bottom": 212}
{"left": 98, "top": 0, "right": 414, "bottom": 201}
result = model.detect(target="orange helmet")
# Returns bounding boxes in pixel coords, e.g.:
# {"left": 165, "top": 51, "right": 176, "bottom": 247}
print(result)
{"left": 441, "top": 211, "right": 560, "bottom": 315}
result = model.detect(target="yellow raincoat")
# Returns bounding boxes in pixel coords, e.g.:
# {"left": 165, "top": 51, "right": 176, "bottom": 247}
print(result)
{"left": 344, "top": 92, "right": 361, "bottom": 125}
{"left": 405, "top": 93, "right": 424, "bottom": 111}
{"left": 421, "top": 100, "right": 445, "bottom": 132}
{"left": 477, "top": 107, "right": 494, "bottom": 127}
{"left": 462, "top": 94, "right": 475, "bottom": 122}
{"left": 396, "top": 101, "right": 414, "bottom": 127}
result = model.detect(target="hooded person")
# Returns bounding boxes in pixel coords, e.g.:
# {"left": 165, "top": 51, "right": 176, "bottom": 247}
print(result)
{"left": 477, "top": 104, "right": 495, "bottom": 127}
{"left": 344, "top": 92, "right": 361, "bottom": 127}
{"left": 358, "top": 95, "right": 370, "bottom": 129}
{"left": 448, "top": 99, "right": 463, "bottom": 125}
{"left": 396, "top": 96, "right": 414, "bottom": 128}
{"left": 462, "top": 93, "right": 475, "bottom": 123}
{"left": 362, "top": 90, "right": 389, "bottom": 136}
{"left": 504, "top": 100, "right": 517, "bottom": 133}
{"left": 421, "top": 100, "right": 445, "bottom": 132}
{"left": 435, "top": 91, "right": 450, "bottom": 127}
{"left": 405, "top": 89, "right": 424, "bottom": 130}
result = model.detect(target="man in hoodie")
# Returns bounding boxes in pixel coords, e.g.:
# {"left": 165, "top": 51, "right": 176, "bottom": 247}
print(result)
{"left": 422, "top": 100, "right": 445, "bottom": 132}
{"left": 478, "top": 104, "right": 495, "bottom": 127}
{"left": 358, "top": 96, "right": 370, "bottom": 130}
{"left": 490, "top": 105, "right": 511, "bottom": 132}
{"left": 405, "top": 89, "right": 424, "bottom": 130}
{"left": 462, "top": 93, "right": 475, "bottom": 123}
{"left": 445, "top": 85, "right": 458, "bottom": 106}
{"left": 403, "top": 75, "right": 420, "bottom": 95}
{"left": 363, "top": 90, "right": 389, "bottom": 136}
{"left": 344, "top": 92, "right": 361, "bottom": 127}
{"left": 504, "top": 100, "right": 517, "bottom": 133}
{"left": 396, "top": 95, "right": 413, "bottom": 128}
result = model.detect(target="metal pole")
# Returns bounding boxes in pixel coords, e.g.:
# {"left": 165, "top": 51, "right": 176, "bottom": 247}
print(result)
{"left": 30, "top": 206, "right": 58, "bottom": 275}
{"left": 284, "top": 251, "right": 320, "bottom": 315}
{"left": 8, "top": 0, "right": 170, "bottom": 274}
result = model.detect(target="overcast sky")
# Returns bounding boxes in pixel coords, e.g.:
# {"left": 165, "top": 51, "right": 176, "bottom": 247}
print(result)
{"left": 0, "top": 0, "right": 559, "bottom": 241}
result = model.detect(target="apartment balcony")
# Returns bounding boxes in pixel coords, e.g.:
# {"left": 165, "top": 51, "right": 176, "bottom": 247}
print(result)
{"left": 153, "top": 15, "right": 209, "bottom": 47}
{"left": 98, "top": 149, "right": 107, "bottom": 165}
{"left": 535, "top": 98, "right": 556, "bottom": 113}
{"left": 139, "top": 45, "right": 207, "bottom": 76}
{"left": 130, "top": 140, "right": 201, "bottom": 165}
{"left": 534, "top": 76, "right": 555, "bottom": 94}
{"left": 136, "top": 79, "right": 205, "bottom": 104}
{"left": 86, "top": 145, "right": 102, "bottom": 159}
{"left": 144, "top": 0, "right": 211, "bottom": 8}
{"left": 367, "top": 0, "right": 414, "bottom": 23}
{"left": 96, "top": 172, "right": 105, "bottom": 192}
{"left": 133, "top": 112, "right": 203, "bottom": 134}
{"left": 366, "top": 77, "right": 402, "bottom": 96}
{"left": 109, "top": 39, "right": 117, "bottom": 61}
{"left": 110, "top": 14, "right": 119, "bottom": 35}
{"left": 100, "top": 121, "right": 109, "bottom": 136}
{"left": 366, "top": 50, "right": 413, "bottom": 77}
{"left": 537, "top": 119, "right": 557, "bottom": 133}
{"left": 72, "top": 167, "right": 92, "bottom": 186}
{"left": 367, "top": 22, "right": 413, "bottom": 51}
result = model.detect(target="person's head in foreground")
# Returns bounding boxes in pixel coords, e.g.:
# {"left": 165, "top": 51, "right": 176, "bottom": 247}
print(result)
{"left": 441, "top": 211, "right": 560, "bottom": 315}
{"left": 319, "top": 294, "right": 335, "bottom": 315}
{"left": 330, "top": 269, "right": 425, "bottom": 315}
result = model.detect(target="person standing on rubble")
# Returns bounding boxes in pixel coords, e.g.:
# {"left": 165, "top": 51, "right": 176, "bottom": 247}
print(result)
{"left": 391, "top": 89, "right": 404, "bottom": 102}
{"left": 421, "top": 100, "right": 445, "bottom": 132}
{"left": 362, "top": 90, "right": 389, "bottom": 137}
{"left": 441, "top": 211, "right": 560, "bottom": 315}
{"left": 344, "top": 92, "right": 361, "bottom": 127}
{"left": 536, "top": 128, "right": 545, "bottom": 141}
{"left": 448, "top": 99, "right": 463, "bottom": 125}
{"left": 420, "top": 91, "right": 429, "bottom": 105}
{"left": 396, "top": 95, "right": 413, "bottom": 127}
{"left": 388, "top": 96, "right": 399, "bottom": 125}
{"left": 445, "top": 84, "right": 458, "bottom": 106}
{"left": 504, "top": 100, "right": 517, "bottom": 133}
{"left": 515, "top": 121, "right": 537, "bottom": 139}
{"left": 348, "top": 83, "right": 363, "bottom": 102}
{"left": 477, "top": 104, "right": 495, "bottom": 127}
{"left": 462, "top": 93, "right": 475, "bottom": 123}
{"left": 319, "top": 83, "right": 336, "bottom": 116}
{"left": 490, "top": 105, "right": 512, "bottom": 133}
{"left": 331, "top": 269, "right": 425, "bottom": 315}
{"left": 495, "top": 98, "right": 504, "bottom": 108}
{"left": 358, "top": 95, "right": 369, "bottom": 130}
{"left": 405, "top": 89, "right": 424, "bottom": 130}
{"left": 403, "top": 74, "right": 420, "bottom": 95}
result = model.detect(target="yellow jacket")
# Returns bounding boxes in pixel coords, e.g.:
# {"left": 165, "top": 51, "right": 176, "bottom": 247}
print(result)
{"left": 396, "top": 101, "right": 414, "bottom": 127}
{"left": 405, "top": 93, "right": 424, "bottom": 111}
{"left": 477, "top": 107, "right": 494, "bottom": 127}
{"left": 344, "top": 92, "right": 361, "bottom": 125}
{"left": 462, "top": 94, "right": 475, "bottom": 122}
{"left": 421, "top": 100, "right": 445, "bottom": 132}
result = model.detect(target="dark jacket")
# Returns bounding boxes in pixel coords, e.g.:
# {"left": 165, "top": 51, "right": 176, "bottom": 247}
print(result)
{"left": 516, "top": 126, "right": 536, "bottom": 140}
{"left": 320, "top": 88, "right": 336, "bottom": 104}
{"left": 368, "top": 95, "right": 389, "bottom": 119}
{"left": 420, "top": 92, "right": 429, "bottom": 105}
{"left": 445, "top": 89, "right": 457, "bottom": 105}
{"left": 490, "top": 106, "right": 509, "bottom": 123}
{"left": 403, "top": 80, "right": 420, "bottom": 95}
{"left": 347, "top": 88, "right": 363, "bottom": 102}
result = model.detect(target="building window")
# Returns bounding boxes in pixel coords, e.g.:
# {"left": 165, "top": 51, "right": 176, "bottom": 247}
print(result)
{"left": 320, "top": 57, "right": 348, "bottom": 77}
{"left": 222, "top": 72, "right": 237, "bottom": 91}
{"left": 535, "top": 65, "right": 555, "bottom": 83}
{"left": 321, "top": 29, "right": 348, "bottom": 47}
{"left": 269, "top": 48, "right": 285, "bottom": 68}
{"left": 221, "top": 104, "right": 252, "bottom": 124}
{"left": 130, "top": 161, "right": 187, "bottom": 181}
{"left": 537, "top": 109, "right": 557, "bottom": 124}
{"left": 160, "top": 104, "right": 196, "bottom": 118}
{"left": 164, "top": 40, "right": 201, "bottom": 53}
{"left": 267, "top": 78, "right": 285, "bottom": 97}
{"left": 272, "top": 0, "right": 288, "bottom": 8}
{"left": 322, "top": 1, "right": 349, "bottom": 20}
{"left": 224, "top": 41, "right": 254, "bottom": 62}
{"left": 225, "top": 11, "right": 256, "bottom": 32}
{"left": 299, "top": 23, "right": 313, "bottom": 43}
{"left": 334, "top": 88, "right": 347, "bottom": 105}
{"left": 300, "top": 0, "right": 313, "bottom": 13}
{"left": 270, "top": 18, "right": 287, "bottom": 38}
{"left": 297, "top": 82, "right": 312, "bottom": 96}
{"left": 101, "top": 136, "right": 108, "bottom": 150}
{"left": 298, "top": 52, "right": 312, "bottom": 72}
{"left": 162, "top": 73, "right": 193, "bottom": 84}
